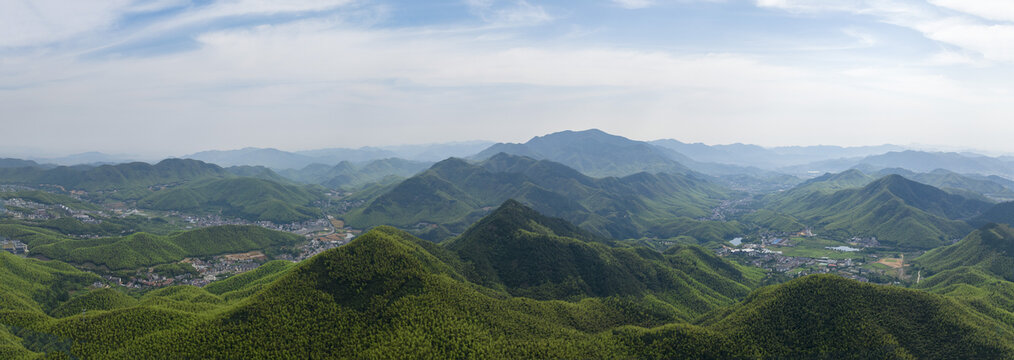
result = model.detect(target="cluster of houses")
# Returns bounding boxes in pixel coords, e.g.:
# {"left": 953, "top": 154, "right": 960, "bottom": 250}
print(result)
{"left": 1, "top": 237, "right": 29, "bottom": 255}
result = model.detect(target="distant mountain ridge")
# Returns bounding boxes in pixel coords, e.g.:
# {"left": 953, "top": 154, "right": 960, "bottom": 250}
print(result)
{"left": 779, "top": 150, "right": 1014, "bottom": 179}
{"left": 185, "top": 141, "right": 494, "bottom": 170}
{"left": 344, "top": 153, "right": 732, "bottom": 240}
{"left": 0, "top": 158, "right": 227, "bottom": 191}
{"left": 278, "top": 158, "right": 432, "bottom": 189}
{"left": 651, "top": 139, "right": 904, "bottom": 169}
{"left": 475, "top": 129, "right": 692, "bottom": 177}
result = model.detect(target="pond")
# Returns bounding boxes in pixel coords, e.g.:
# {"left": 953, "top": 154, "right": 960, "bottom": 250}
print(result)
{"left": 825, "top": 245, "right": 861, "bottom": 252}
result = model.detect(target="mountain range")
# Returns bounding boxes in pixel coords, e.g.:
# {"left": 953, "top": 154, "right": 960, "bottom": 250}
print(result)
{"left": 184, "top": 141, "right": 494, "bottom": 170}
{"left": 343, "top": 153, "right": 732, "bottom": 240}
{"left": 278, "top": 158, "right": 431, "bottom": 189}
{"left": 768, "top": 173, "right": 992, "bottom": 248}
{"left": 651, "top": 139, "right": 905, "bottom": 169}
{"left": 4, "top": 202, "right": 1014, "bottom": 358}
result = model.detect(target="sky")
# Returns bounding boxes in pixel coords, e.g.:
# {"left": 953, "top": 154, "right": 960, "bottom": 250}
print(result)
{"left": 3, "top": 0, "right": 1014, "bottom": 158}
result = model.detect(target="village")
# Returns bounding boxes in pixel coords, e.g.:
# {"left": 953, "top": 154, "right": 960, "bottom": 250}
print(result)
{"left": 1, "top": 188, "right": 364, "bottom": 290}
{"left": 716, "top": 228, "right": 914, "bottom": 284}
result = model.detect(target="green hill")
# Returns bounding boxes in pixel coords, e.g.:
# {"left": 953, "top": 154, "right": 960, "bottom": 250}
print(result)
{"left": 345, "top": 153, "right": 731, "bottom": 240}
{"left": 0, "top": 158, "right": 227, "bottom": 192}
{"left": 916, "top": 223, "right": 1014, "bottom": 281}
{"left": 49, "top": 288, "right": 137, "bottom": 318}
{"left": 876, "top": 168, "right": 1014, "bottom": 202}
{"left": 698, "top": 274, "right": 1014, "bottom": 359}
{"left": 47, "top": 226, "right": 692, "bottom": 358}
{"left": 444, "top": 200, "right": 760, "bottom": 314}
{"left": 773, "top": 174, "right": 990, "bottom": 248}
{"left": 138, "top": 177, "right": 322, "bottom": 223}
{"left": 3, "top": 221, "right": 1014, "bottom": 357}
{"left": 29, "top": 225, "right": 304, "bottom": 270}
{"left": 224, "top": 165, "right": 293, "bottom": 183}
{"left": 764, "top": 169, "right": 875, "bottom": 211}
{"left": 0, "top": 251, "right": 101, "bottom": 314}
{"left": 972, "top": 201, "right": 1014, "bottom": 227}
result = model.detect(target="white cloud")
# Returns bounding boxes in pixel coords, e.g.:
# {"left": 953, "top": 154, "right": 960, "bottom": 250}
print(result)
{"left": 926, "top": 50, "right": 982, "bottom": 66}
{"left": 5, "top": 14, "right": 1010, "bottom": 154}
{"left": 929, "top": 0, "right": 1014, "bottom": 23}
{"left": 0, "top": 0, "right": 132, "bottom": 47}
{"left": 612, "top": 0, "right": 656, "bottom": 9}
{"left": 5, "top": 1, "right": 1014, "bottom": 155}
{"left": 757, "top": 0, "right": 1014, "bottom": 63}
{"left": 465, "top": 0, "right": 553, "bottom": 26}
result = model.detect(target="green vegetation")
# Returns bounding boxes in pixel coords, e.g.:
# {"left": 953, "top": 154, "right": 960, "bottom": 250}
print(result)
{"left": 0, "top": 191, "right": 99, "bottom": 211}
{"left": 345, "top": 154, "right": 732, "bottom": 240}
{"left": 648, "top": 217, "right": 745, "bottom": 242}
{"left": 49, "top": 288, "right": 137, "bottom": 318}
{"left": 878, "top": 168, "right": 1014, "bottom": 201}
{"left": 29, "top": 225, "right": 303, "bottom": 270}
{"left": 916, "top": 223, "right": 1014, "bottom": 281}
{"left": 739, "top": 209, "right": 805, "bottom": 233}
{"left": 777, "top": 237, "right": 867, "bottom": 259}
{"left": 5, "top": 199, "right": 1014, "bottom": 358}
{"left": 770, "top": 174, "right": 989, "bottom": 248}
{"left": 138, "top": 177, "right": 323, "bottom": 223}
{"left": 279, "top": 158, "right": 431, "bottom": 189}
{"left": 4, "top": 221, "right": 1013, "bottom": 358}
{"left": 0, "top": 158, "right": 226, "bottom": 192}
{"left": 700, "top": 274, "right": 1014, "bottom": 358}
{"left": 0, "top": 252, "right": 101, "bottom": 313}
{"left": 444, "top": 200, "right": 761, "bottom": 317}
{"left": 203, "top": 260, "right": 295, "bottom": 300}
{"left": 972, "top": 201, "right": 1014, "bottom": 227}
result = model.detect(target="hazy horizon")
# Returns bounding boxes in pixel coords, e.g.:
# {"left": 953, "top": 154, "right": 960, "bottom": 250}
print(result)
{"left": 5, "top": 1, "right": 1014, "bottom": 156}
{"left": 4, "top": 128, "right": 1012, "bottom": 163}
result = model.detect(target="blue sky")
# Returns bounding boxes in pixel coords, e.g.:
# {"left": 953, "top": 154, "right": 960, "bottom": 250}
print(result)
{"left": 3, "top": 0, "right": 1014, "bottom": 157}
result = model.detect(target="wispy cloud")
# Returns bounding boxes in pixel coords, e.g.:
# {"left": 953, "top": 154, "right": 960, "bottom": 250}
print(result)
{"left": 758, "top": 0, "right": 1014, "bottom": 63}
{"left": 465, "top": 0, "right": 553, "bottom": 26}
{"left": 4, "top": 1, "right": 1014, "bottom": 155}
{"left": 612, "top": 0, "right": 656, "bottom": 9}
{"left": 0, "top": 0, "right": 132, "bottom": 47}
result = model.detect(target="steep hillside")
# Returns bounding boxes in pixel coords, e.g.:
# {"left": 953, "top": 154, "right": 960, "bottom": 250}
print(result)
{"left": 972, "top": 201, "right": 1014, "bottom": 227}
{"left": 65, "top": 226, "right": 689, "bottom": 358}
{"left": 0, "top": 251, "right": 101, "bottom": 314}
{"left": 773, "top": 175, "right": 989, "bottom": 248}
{"left": 444, "top": 200, "right": 760, "bottom": 312}
{"left": 344, "top": 154, "right": 731, "bottom": 240}
{"left": 916, "top": 223, "right": 1014, "bottom": 281}
{"left": 876, "top": 168, "right": 1014, "bottom": 201}
{"left": 700, "top": 275, "right": 1014, "bottom": 359}
{"left": 138, "top": 177, "right": 322, "bottom": 223}
{"left": 4, "top": 221, "right": 1014, "bottom": 358}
